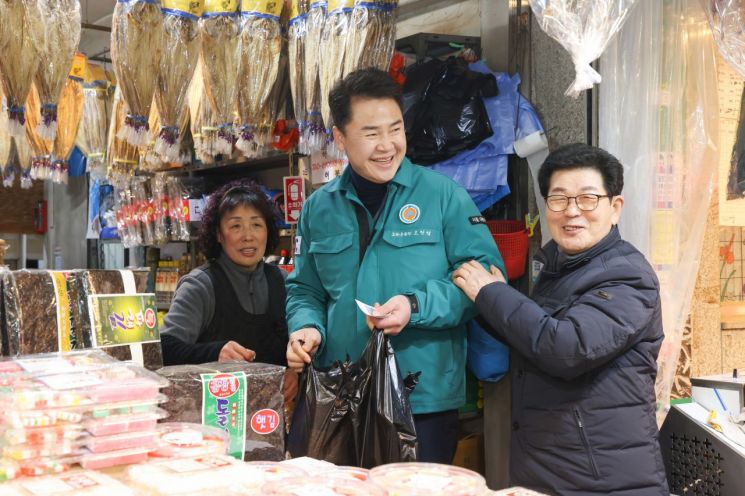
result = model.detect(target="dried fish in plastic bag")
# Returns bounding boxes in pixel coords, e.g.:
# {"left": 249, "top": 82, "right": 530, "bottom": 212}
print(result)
{"left": 77, "top": 64, "right": 111, "bottom": 179}
{"left": 107, "top": 87, "right": 140, "bottom": 178}
{"left": 50, "top": 78, "right": 84, "bottom": 185}
{"left": 288, "top": 0, "right": 309, "bottom": 132}
{"left": 24, "top": 84, "right": 54, "bottom": 186}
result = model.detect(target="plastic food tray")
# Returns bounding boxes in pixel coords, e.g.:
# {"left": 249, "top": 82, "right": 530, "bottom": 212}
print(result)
{"left": 84, "top": 430, "right": 157, "bottom": 454}
{"left": 369, "top": 462, "right": 488, "bottom": 496}
{"left": 149, "top": 423, "right": 228, "bottom": 459}
{"left": 84, "top": 408, "right": 167, "bottom": 437}
{"left": 261, "top": 476, "right": 387, "bottom": 495}
{"left": 78, "top": 447, "right": 151, "bottom": 470}
{"left": 0, "top": 424, "right": 85, "bottom": 446}
{"left": 8, "top": 470, "right": 135, "bottom": 496}
{"left": 3, "top": 439, "right": 84, "bottom": 461}
{"left": 327, "top": 465, "right": 370, "bottom": 482}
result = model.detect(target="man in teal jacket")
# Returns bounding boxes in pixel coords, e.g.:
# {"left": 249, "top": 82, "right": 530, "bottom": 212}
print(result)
{"left": 286, "top": 68, "right": 503, "bottom": 463}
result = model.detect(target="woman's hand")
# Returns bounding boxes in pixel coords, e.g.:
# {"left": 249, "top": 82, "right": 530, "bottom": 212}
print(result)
{"left": 219, "top": 341, "right": 256, "bottom": 362}
{"left": 452, "top": 260, "right": 506, "bottom": 302}
{"left": 286, "top": 327, "right": 322, "bottom": 372}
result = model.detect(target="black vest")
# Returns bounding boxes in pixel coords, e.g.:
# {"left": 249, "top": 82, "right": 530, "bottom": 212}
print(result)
{"left": 198, "top": 262, "right": 288, "bottom": 367}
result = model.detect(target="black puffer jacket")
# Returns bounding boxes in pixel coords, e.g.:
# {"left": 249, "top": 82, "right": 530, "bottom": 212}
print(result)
{"left": 476, "top": 227, "right": 668, "bottom": 496}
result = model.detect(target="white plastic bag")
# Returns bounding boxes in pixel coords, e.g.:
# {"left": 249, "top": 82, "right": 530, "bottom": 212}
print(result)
{"left": 529, "top": 0, "right": 638, "bottom": 97}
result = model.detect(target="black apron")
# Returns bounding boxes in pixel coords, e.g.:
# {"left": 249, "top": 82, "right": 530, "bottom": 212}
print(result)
{"left": 198, "top": 262, "right": 288, "bottom": 367}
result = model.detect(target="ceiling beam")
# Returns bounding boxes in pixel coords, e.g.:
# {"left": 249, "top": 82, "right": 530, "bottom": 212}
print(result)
{"left": 82, "top": 22, "right": 111, "bottom": 33}
{"left": 398, "top": 0, "right": 471, "bottom": 22}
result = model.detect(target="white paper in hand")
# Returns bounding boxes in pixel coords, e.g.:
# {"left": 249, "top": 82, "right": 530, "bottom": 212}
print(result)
{"left": 355, "top": 299, "right": 380, "bottom": 317}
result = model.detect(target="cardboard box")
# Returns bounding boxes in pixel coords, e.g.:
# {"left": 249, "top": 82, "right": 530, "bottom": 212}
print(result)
{"left": 453, "top": 433, "right": 485, "bottom": 475}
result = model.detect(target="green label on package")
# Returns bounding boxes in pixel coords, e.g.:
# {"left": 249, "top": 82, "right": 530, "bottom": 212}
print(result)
{"left": 88, "top": 293, "right": 160, "bottom": 347}
{"left": 200, "top": 372, "right": 247, "bottom": 460}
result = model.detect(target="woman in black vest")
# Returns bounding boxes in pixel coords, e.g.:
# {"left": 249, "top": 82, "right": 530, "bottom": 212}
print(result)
{"left": 160, "top": 180, "right": 297, "bottom": 401}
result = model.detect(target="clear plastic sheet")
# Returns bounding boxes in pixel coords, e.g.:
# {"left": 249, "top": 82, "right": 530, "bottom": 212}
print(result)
{"left": 33, "top": 0, "right": 82, "bottom": 141}
{"left": 111, "top": 0, "right": 164, "bottom": 147}
{"left": 155, "top": 1, "right": 202, "bottom": 161}
{"left": 199, "top": 0, "right": 240, "bottom": 155}
{"left": 236, "top": 0, "right": 284, "bottom": 157}
{"left": 703, "top": 0, "right": 745, "bottom": 79}
{"left": 529, "top": 0, "right": 638, "bottom": 98}
{"left": 0, "top": 0, "right": 45, "bottom": 137}
{"left": 599, "top": 0, "right": 719, "bottom": 423}
{"left": 77, "top": 66, "right": 111, "bottom": 179}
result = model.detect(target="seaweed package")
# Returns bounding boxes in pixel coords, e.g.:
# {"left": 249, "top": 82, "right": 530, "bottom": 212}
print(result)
{"left": 288, "top": 0, "right": 309, "bottom": 134}
{"left": 300, "top": 0, "right": 325, "bottom": 154}
{"left": 199, "top": 0, "right": 240, "bottom": 155}
{"left": 33, "top": 0, "right": 82, "bottom": 141}
{"left": 236, "top": 0, "right": 284, "bottom": 157}
{"left": 51, "top": 77, "right": 85, "bottom": 185}
{"left": 77, "top": 64, "right": 111, "bottom": 179}
{"left": 157, "top": 361, "right": 286, "bottom": 461}
{"left": 1, "top": 270, "right": 78, "bottom": 357}
{"left": 71, "top": 269, "right": 162, "bottom": 370}
{"left": 154, "top": 0, "right": 203, "bottom": 162}
{"left": 111, "top": 0, "right": 164, "bottom": 147}
{"left": 0, "top": 0, "right": 45, "bottom": 137}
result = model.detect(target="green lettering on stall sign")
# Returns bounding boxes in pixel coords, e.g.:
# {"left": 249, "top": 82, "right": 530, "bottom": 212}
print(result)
{"left": 200, "top": 372, "right": 247, "bottom": 460}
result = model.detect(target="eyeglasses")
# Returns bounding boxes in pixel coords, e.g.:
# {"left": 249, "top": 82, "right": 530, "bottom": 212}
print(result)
{"left": 545, "top": 194, "right": 612, "bottom": 212}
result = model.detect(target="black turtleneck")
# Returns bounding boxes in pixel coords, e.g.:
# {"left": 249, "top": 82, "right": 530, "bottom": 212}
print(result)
{"left": 349, "top": 166, "right": 389, "bottom": 216}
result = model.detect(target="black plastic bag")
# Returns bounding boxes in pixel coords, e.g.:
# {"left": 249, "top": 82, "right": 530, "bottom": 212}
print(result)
{"left": 287, "top": 330, "right": 418, "bottom": 468}
{"left": 404, "top": 57, "right": 497, "bottom": 165}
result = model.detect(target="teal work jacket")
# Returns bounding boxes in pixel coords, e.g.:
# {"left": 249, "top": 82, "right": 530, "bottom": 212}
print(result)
{"left": 286, "top": 158, "right": 504, "bottom": 413}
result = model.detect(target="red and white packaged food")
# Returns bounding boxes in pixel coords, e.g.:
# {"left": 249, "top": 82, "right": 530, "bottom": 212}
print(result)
{"left": 127, "top": 454, "right": 267, "bottom": 495}
{"left": 3, "top": 437, "right": 85, "bottom": 461}
{"left": 84, "top": 408, "right": 167, "bottom": 437}
{"left": 149, "top": 423, "right": 228, "bottom": 459}
{"left": 327, "top": 465, "right": 370, "bottom": 482}
{"left": 490, "top": 488, "right": 549, "bottom": 495}
{"left": 0, "top": 424, "right": 85, "bottom": 446}
{"left": 5, "top": 470, "right": 135, "bottom": 496}
{"left": 78, "top": 446, "right": 151, "bottom": 470}
{"left": 84, "top": 429, "right": 157, "bottom": 453}
{"left": 369, "top": 462, "right": 487, "bottom": 496}
{"left": 261, "top": 476, "right": 387, "bottom": 496}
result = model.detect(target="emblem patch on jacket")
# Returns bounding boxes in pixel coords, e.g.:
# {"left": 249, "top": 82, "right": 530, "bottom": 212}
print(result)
{"left": 399, "top": 204, "right": 420, "bottom": 224}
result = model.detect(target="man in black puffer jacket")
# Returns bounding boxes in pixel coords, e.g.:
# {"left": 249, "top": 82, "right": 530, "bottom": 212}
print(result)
{"left": 454, "top": 143, "right": 669, "bottom": 495}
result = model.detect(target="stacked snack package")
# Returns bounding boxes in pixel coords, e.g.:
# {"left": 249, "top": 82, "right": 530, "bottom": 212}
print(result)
{"left": 154, "top": 0, "right": 203, "bottom": 161}
{"left": 199, "top": 0, "right": 240, "bottom": 155}
{"left": 236, "top": 0, "right": 284, "bottom": 157}
{"left": 49, "top": 78, "right": 85, "bottom": 185}
{"left": 369, "top": 462, "right": 488, "bottom": 496}
{"left": 107, "top": 87, "right": 140, "bottom": 178}
{"left": 110, "top": 0, "right": 164, "bottom": 146}
{"left": 188, "top": 58, "right": 219, "bottom": 163}
{"left": 0, "top": 350, "right": 169, "bottom": 478}
{"left": 300, "top": 0, "right": 325, "bottom": 154}
{"left": 288, "top": 0, "right": 309, "bottom": 140}
{"left": 157, "top": 361, "right": 286, "bottom": 462}
{"left": 77, "top": 64, "right": 111, "bottom": 179}
{"left": 319, "top": 0, "right": 352, "bottom": 157}
{"left": 0, "top": 0, "right": 44, "bottom": 137}
{"left": 33, "top": 0, "right": 81, "bottom": 141}
{"left": 24, "top": 84, "right": 54, "bottom": 188}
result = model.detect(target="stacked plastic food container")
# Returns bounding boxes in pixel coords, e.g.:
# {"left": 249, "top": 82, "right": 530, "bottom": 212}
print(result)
{"left": 0, "top": 350, "right": 168, "bottom": 479}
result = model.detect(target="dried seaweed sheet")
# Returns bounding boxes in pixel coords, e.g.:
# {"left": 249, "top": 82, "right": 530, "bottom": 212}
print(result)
{"left": 158, "top": 361, "right": 285, "bottom": 461}
{"left": 111, "top": 0, "right": 164, "bottom": 147}
{"left": 34, "top": 0, "right": 81, "bottom": 141}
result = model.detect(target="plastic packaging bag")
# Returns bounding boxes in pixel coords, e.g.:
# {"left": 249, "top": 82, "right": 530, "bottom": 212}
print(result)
{"left": 288, "top": 330, "right": 418, "bottom": 468}
{"left": 77, "top": 64, "right": 111, "bottom": 179}
{"left": 704, "top": 0, "right": 745, "bottom": 80}
{"left": 528, "top": 0, "right": 638, "bottom": 97}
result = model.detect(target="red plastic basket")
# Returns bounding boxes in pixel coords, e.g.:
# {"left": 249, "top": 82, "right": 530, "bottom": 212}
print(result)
{"left": 487, "top": 220, "right": 529, "bottom": 280}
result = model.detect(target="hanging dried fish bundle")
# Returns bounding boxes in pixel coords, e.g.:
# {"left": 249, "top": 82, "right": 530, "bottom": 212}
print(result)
{"left": 2, "top": 141, "right": 18, "bottom": 188}
{"left": 236, "top": 0, "right": 284, "bottom": 156}
{"left": 371, "top": 0, "right": 396, "bottom": 70}
{"left": 142, "top": 99, "right": 165, "bottom": 171}
{"left": 288, "top": 0, "right": 309, "bottom": 136}
{"left": 319, "top": 0, "right": 351, "bottom": 130}
{"left": 343, "top": 0, "right": 387, "bottom": 76}
{"left": 14, "top": 135, "right": 33, "bottom": 187}
{"left": 0, "top": 0, "right": 45, "bottom": 137}
{"left": 34, "top": 0, "right": 82, "bottom": 141}
{"left": 25, "top": 83, "right": 54, "bottom": 187}
{"left": 254, "top": 48, "right": 289, "bottom": 155}
{"left": 77, "top": 64, "right": 111, "bottom": 179}
{"left": 154, "top": 1, "right": 202, "bottom": 161}
{"left": 188, "top": 57, "right": 218, "bottom": 163}
{"left": 176, "top": 106, "right": 192, "bottom": 164}
{"left": 47, "top": 78, "right": 84, "bottom": 184}
{"left": 111, "top": 0, "right": 164, "bottom": 147}
{"left": 199, "top": 0, "right": 240, "bottom": 155}
{"left": 107, "top": 86, "right": 140, "bottom": 179}
{"left": 300, "top": 0, "right": 326, "bottom": 154}
{"left": 0, "top": 87, "right": 11, "bottom": 182}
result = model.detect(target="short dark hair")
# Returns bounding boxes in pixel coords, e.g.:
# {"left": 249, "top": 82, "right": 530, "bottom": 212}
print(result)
{"left": 538, "top": 143, "right": 624, "bottom": 198}
{"left": 198, "top": 179, "right": 281, "bottom": 260}
{"left": 329, "top": 68, "right": 403, "bottom": 132}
